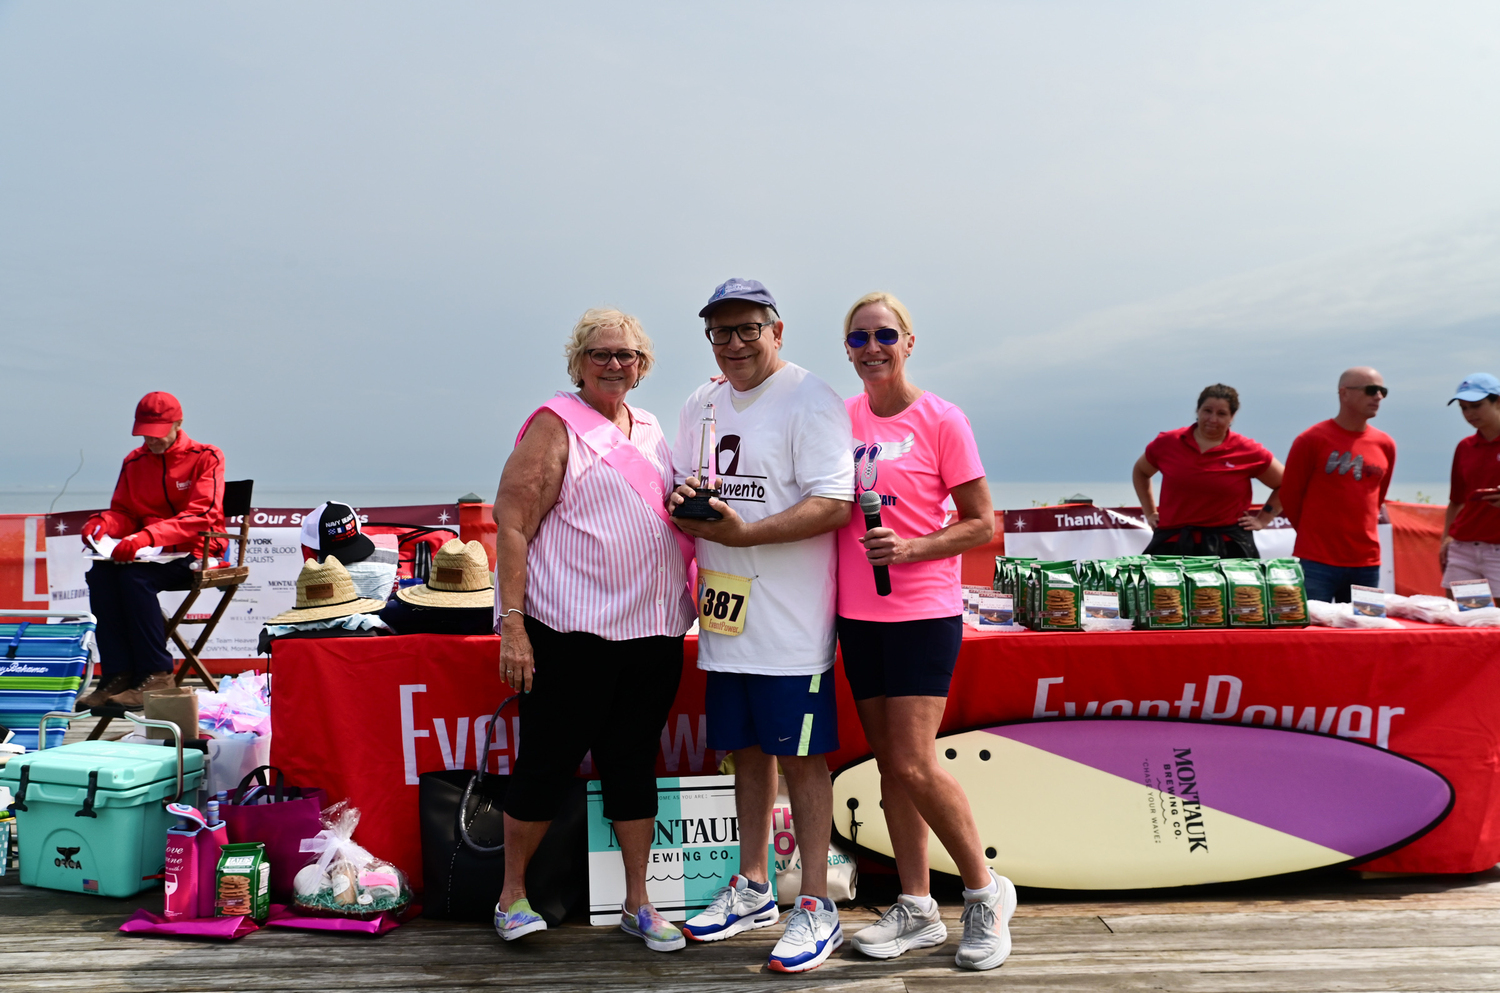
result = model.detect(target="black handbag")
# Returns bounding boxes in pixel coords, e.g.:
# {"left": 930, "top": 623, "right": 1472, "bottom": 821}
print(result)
{"left": 418, "top": 695, "right": 589, "bottom": 925}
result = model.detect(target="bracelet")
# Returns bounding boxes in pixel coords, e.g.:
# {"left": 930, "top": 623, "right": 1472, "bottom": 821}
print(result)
{"left": 498, "top": 609, "right": 524, "bottom": 621}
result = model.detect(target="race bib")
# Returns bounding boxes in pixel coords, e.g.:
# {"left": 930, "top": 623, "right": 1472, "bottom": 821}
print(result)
{"left": 697, "top": 568, "right": 752, "bottom": 636}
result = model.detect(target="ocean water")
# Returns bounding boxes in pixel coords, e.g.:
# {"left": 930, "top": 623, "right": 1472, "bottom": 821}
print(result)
{"left": 0, "top": 480, "right": 1452, "bottom": 516}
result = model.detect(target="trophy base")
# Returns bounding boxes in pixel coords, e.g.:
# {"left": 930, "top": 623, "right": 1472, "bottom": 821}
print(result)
{"left": 672, "top": 488, "right": 723, "bottom": 521}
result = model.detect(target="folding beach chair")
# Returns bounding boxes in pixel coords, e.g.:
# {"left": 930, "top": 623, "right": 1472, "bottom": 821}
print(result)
{"left": 0, "top": 609, "right": 99, "bottom": 751}
{"left": 162, "top": 478, "right": 255, "bottom": 693}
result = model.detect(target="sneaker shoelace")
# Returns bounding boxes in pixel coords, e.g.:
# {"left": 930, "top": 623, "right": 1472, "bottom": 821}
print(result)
{"left": 703, "top": 883, "right": 739, "bottom": 917}
{"left": 960, "top": 899, "right": 996, "bottom": 943}
{"left": 876, "top": 902, "right": 915, "bottom": 934}
{"left": 782, "top": 906, "right": 816, "bottom": 946}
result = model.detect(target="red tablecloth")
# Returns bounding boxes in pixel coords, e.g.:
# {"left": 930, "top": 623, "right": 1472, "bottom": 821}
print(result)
{"left": 270, "top": 622, "right": 1500, "bottom": 890}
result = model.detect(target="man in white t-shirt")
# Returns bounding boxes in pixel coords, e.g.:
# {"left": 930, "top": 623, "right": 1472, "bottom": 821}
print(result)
{"left": 668, "top": 278, "right": 854, "bottom": 973}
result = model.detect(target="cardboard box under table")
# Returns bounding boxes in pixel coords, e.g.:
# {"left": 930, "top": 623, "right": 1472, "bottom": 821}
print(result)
{"left": 1, "top": 740, "right": 203, "bottom": 897}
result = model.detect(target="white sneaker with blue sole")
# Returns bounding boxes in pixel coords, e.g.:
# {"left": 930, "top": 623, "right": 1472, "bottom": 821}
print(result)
{"left": 682, "top": 874, "right": 780, "bottom": 942}
{"left": 768, "top": 895, "right": 842, "bottom": 973}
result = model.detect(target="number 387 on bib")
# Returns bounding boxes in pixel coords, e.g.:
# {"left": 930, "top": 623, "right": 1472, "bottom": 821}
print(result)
{"left": 696, "top": 568, "right": 752, "bottom": 636}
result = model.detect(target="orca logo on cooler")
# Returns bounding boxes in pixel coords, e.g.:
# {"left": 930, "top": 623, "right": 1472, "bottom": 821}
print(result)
{"left": 55, "top": 847, "right": 82, "bottom": 870}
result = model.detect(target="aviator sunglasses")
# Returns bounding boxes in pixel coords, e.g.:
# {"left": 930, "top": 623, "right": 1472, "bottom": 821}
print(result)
{"left": 845, "top": 327, "right": 904, "bottom": 348}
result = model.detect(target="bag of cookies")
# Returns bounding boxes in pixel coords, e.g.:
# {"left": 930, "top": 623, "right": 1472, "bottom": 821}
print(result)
{"left": 1263, "top": 558, "right": 1309, "bottom": 627}
{"left": 216, "top": 842, "right": 270, "bottom": 922}
{"left": 1139, "top": 560, "right": 1188, "bottom": 629}
{"left": 1035, "top": 561, "right": 1081, "bottom": 631}
{"left": 1184, "top": 560, "right": 1228, "bottom": 628}
{"left": 293, "top": 801, "right": 411, "bottom": 919}
{"left": 1221, "top": 559, "right": 1268, "bottom": 627}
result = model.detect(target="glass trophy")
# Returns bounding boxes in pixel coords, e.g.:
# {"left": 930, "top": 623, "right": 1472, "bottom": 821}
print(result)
{"left": 672, "top": 403, "right": 724, "bottom": 520}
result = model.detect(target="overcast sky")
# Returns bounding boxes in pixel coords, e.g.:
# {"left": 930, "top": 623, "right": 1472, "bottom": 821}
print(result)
{"left": 3, "top": 1, "right": 1498, "bottom": 507}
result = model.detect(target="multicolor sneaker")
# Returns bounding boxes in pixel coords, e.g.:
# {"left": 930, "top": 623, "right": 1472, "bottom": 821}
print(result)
{"left": 620, "top": 902, "right": 686, "bottom": 952}
{"left": 682, "top": 874, "right": 779, "bottom": 942}
{"left": 955, "top": 871, "right": 1017, "bottom": 971}
{"left": 494, "top": 897, "right": 547, "bottom": 941}
{"left": 767, "top": 895, "right": 842, "bottom": 973}
{"left": 851, "top": 894, "right": 948, "bottom": 959}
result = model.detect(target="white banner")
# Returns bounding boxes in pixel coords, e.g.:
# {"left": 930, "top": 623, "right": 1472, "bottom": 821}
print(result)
{"left": 44, "top": 504, "right": 459, "bottom": 658}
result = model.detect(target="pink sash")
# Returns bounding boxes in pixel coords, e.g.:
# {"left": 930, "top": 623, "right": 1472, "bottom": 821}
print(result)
{"left": 517, "top": 395, "right": 696, "bottom": 579}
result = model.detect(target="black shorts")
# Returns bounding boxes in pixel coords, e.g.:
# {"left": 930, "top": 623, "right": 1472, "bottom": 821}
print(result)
{"left": 836, "top": 615, "right": 963, "bottom": 701}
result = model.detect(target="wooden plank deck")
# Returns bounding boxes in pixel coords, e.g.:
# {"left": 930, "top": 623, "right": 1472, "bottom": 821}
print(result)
{"left": 5, "top": 716, "right": 1498, "bottom": 991}
{"left": 6, "top": 860, "right": 1500, "bottom": 991}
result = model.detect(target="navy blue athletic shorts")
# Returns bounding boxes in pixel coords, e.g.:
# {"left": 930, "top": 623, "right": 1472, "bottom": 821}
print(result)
{"left": 704, "top": 669, "right": 839, "bottom": 757}
{"left": 836, "top": 614, "right": 964, "bottom": 700}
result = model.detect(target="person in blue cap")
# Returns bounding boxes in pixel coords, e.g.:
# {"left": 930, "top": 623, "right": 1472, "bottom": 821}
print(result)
{"left": 1441, "top": 372, "right": 1500, "bottom": 595}
{"left": 669, "top": 278, "right": 855, "bottom": 973}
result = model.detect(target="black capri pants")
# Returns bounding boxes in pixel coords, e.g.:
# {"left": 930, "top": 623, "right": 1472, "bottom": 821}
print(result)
{"left": 504, "top": 615, "right": 684, "bottom": 824}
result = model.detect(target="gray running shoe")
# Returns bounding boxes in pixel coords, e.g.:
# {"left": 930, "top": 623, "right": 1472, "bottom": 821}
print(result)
{"left": 851, "top": 895, "right": 948, "bottom": 959}
{"left": 955, "top": 871, "right": 1017, "bottom": 971}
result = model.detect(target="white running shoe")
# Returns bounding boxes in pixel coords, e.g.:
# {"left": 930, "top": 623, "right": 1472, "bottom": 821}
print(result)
{"left": 681, "top": 874, "right": 780, "bottom": 942}
{"left": 851, "top": 894, "right": 948, "bottom": 959}
{"left": 768, "top": 895, "right": 843, "bottom": 973}
{"left": 955, "top": 870, "right": 1017, "bottom": 971}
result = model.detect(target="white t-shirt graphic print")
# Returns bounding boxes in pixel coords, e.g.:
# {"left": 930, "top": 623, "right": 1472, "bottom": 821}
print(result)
{"left": 674, "top": 363, "right": 855, "bottom": 675}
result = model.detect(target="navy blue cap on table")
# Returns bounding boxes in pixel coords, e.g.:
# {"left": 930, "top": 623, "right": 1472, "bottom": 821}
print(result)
{"left": 699, "top": 278, "right": 779, "bottom": 319}
{"left": 299, "top": 500, "right": 376, "bottom": 565}
{"left": 1449, "top": 373, "right": 1500, "bottom": 404}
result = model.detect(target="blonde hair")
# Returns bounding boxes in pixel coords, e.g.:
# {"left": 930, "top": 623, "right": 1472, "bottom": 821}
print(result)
{"left": 843, "top": 291, "right": 914, "bottom": 338}
{"left": 564, "top": 308, "right": 655, "bottom": 388}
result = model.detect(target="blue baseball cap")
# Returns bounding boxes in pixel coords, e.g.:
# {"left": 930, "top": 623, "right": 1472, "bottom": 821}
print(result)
{"left": 1449, "top": 372, "right": 1500, "bottom": 404}
{"left": 699, "top": 278, "right": 779, "bottom": 319}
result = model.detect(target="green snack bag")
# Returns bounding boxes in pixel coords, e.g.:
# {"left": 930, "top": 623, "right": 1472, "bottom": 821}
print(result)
{"left": 1264, "top": 558, "right": 1309, "bottom": 627}
{"left": 1036, "top": 561, "right": 1081, "bottom": 631}
{"left": 1184, "top": 561, "right": 1228, "bottom": 628}
{"left": 1139, "top": 560, "right": 1188, "bottom": 630}
{"left": 1221, "top": 559, "right": 1269, "bottom": 627}
{"left": 216, "top": 842, "right": 270, "bottom": 923}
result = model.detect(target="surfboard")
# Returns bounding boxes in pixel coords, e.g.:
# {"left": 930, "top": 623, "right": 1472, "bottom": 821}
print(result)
{"left": 830, "top": 718, "right": 1453, "bottom": 890}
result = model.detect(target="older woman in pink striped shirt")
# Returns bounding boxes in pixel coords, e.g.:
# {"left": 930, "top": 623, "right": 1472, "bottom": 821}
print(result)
{"left": 490, "top": 308, "right": 697, "bottom": 953}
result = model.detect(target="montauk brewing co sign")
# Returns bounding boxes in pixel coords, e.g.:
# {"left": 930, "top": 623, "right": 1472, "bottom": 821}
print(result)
{"left": 587, "top": 775, "right": 774, "bottom": 925}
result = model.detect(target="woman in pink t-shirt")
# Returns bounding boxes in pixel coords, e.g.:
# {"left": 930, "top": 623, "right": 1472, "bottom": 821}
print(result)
{"left": 835, "top": 292, "right": 1015, "bottom": 971}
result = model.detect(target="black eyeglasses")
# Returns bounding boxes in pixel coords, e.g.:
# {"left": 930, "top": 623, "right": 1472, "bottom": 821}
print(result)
{"left": 1345, "top": 384, "right": 1389, "bottom": 397}
{"left": 586, "top": 349, "right": 642, "bottom": 367}
{"left": 705, "top": 321, "right": 774, "bottom": 345}
{"left": 845, "top": 327, "right": 903, "bottom": 348}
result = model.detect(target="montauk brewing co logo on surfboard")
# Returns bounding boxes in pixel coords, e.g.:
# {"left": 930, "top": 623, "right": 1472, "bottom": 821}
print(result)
{"left": 586, "top": 775, "right": 775, "bottom": 925}
{"left": 832, "top": 719, "right": 1454, "bottom": 890}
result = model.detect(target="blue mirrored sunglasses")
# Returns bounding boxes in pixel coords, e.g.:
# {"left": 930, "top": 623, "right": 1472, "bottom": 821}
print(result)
{"left": 845, "top": 327, "right": 903, "bottom": 348}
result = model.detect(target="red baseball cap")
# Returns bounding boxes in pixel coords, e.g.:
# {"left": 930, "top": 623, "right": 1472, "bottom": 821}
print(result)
{"left": 133, "top": 391, "right": 183, "bottom": 437}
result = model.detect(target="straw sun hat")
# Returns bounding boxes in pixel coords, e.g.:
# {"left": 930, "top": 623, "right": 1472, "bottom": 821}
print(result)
{"left": 267, "top": 555, "right": 389, "bottom": 624}
{"left": 396, "top": 539, "right": 495, "bottom": 609}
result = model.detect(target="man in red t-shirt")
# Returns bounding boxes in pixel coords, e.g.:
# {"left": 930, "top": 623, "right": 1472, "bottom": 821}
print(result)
{"left": 1279, "top": 367, "right": 1396, "bottom": 603}
{"left": 1440, "top": 372, "right": 1500, "bottom": 593}
{"left": 78, "top": 392, "right": 226, "bottom": 710}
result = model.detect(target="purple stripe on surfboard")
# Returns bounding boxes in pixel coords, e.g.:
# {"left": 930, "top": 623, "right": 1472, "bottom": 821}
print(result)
{"left": 988, "top": 721, "right": 1450, "bottom": 858}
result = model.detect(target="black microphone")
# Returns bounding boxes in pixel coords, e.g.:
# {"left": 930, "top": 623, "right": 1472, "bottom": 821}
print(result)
{"left": 858, "top": 490, "right": 892, "bottom": 597}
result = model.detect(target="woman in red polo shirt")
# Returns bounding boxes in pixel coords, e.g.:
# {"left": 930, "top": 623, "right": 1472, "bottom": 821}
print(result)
{"left": 1131, "top": 384, "right": 1285, "bottom": 558}
{"left": 1440, "top": 372, "right": 1500, "bottom": 592}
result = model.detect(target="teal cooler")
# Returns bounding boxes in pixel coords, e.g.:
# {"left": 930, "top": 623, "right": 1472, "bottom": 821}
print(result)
{"left": 1, "top": 741, "right": 203, "bottom": 897}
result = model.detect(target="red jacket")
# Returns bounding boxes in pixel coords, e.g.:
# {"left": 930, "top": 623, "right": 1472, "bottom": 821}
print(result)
{"left": 95, "top": 432, "right": 227, "bottom": 556}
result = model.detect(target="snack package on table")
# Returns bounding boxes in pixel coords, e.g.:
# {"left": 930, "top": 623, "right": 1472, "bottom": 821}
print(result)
{"left": 1221, "top": 559, "right": 1269, "bottom": 627}
{"left": 1386, "top": 594, "right": 1456, "bottom": 623}
{"left": 1138, "top": 560, "right": 1188, "bottom": 630}
{"left": 1263, "top": 558, "right": 1309, "bottom": 627}
{"left": 1184, "top": 561, "right": 1228, "bottom": 629}
{"left": 1033, "top": 561, "right": 1082, "bottom": 631}
{"left": 294, "top": 801, "right": 410, "bottom": 919}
